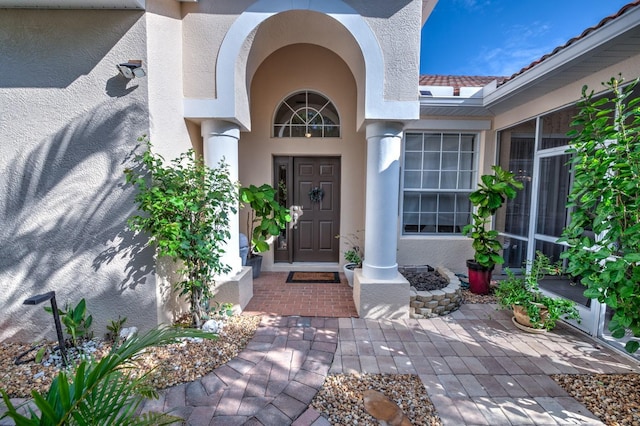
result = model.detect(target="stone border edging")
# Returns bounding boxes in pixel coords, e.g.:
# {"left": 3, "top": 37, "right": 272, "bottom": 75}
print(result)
{"left": 401, "top": 265, "right": 463, "bottom": 319}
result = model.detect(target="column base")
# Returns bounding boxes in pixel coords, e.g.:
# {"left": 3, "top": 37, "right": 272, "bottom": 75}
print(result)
{"left": 353, "top": 269, "right": 409, "bottom": 320}
{"left": 212, "top": 266, "right": 253, "bottom": 314}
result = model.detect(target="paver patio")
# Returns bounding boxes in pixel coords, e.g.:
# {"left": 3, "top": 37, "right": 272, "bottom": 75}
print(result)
{"left": 145, "top": 302, "right": 636, "bottom": 425}
{"left": 2, "top": 273, "right": 638, "bottom": 425}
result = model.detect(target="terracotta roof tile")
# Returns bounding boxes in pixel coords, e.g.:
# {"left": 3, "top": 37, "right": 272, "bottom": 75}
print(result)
{"left": 419, "top": 75, "right": 506, "bottom": 95}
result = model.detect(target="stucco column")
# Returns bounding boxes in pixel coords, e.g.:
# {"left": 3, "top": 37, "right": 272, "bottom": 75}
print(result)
{"left": 201, "top": 119, "right": 241, "bottom": 276}
{"left": 362, "top": 121, "right": 404, "bottom": 280}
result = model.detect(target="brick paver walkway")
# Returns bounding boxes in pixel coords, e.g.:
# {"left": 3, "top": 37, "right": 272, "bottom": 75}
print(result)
{"left": 142, "top": 316, "right": 337, "bottom": 425}
{"left": 331, "top": 303, "right": 637, "bottom": 425}
{"left": 3, "top": 285, "right": 639, "bottom": 425}
{"left": 243, "top": 272, "right": 358, "bottom": 318}
{"left": 146, "top": 303, "right": 636, "bottom": 425}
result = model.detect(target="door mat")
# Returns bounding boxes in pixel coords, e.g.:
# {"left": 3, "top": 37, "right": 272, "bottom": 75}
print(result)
{"left": 286, "top": 271, "right": 341, "bottom": 283}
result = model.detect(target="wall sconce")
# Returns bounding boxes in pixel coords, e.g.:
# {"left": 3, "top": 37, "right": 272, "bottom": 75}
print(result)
{"left": 116, "top": 60, "right": 146, "bottom": 79}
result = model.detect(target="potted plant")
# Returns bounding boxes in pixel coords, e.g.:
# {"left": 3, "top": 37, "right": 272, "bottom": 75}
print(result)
{"left": 240, "top": 184, "right": 291, "bottom": 278}
{"left": 462, "top": 165, "right": 523, "bottom": 294}
{"left": 495, "top": 251, "right": 581, "bottom": 332}
{"left": 336, "top": 231, "right": 363, "bottom": 287}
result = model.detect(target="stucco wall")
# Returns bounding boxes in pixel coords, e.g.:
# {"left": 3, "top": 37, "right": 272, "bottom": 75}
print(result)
{"left": 239, "top": 43, "right": 365, "bottom": 270}
{"left": 181, "top": 0, "right": 420, "bottom": 104}
{"left": 146, "top": 0, "right": 196, "bottom": 323}
{"left": 493, "top": 54, "right": 640, "bottom": 131}
{"left": 0, "top": 9, "right": 157, "bottom": 342}
{"left": 397, "top": 237, "right": 475, "bottom": 276}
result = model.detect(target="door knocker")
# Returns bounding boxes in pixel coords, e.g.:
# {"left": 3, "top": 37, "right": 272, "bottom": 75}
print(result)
{"left": 308, "top": 187, "right": 324, "bottom": 203}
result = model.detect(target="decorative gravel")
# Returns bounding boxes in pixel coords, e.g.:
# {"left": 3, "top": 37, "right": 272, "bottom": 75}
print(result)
{"left": 553, "top": 373, "right": 640, "bottom": 425}
{"left": 401, "top": 269, "right": 449, "bottom": 292}
{"left": 461, "top": 288, "right": 497, "bottom": 304}
{"left": 3, "top": 311, "right": 640, "bottom": 426}
{"left": 0, "top": 315, "right": 261, "bottom": 398}
{"left": 311, "top": 373, "right": 442, "bottom": 426}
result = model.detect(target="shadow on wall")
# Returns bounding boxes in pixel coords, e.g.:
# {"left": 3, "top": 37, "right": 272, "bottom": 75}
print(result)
{"left": 0, "top": 100, "right": 155, "bottom": 342}
{"left": 0, "top": 10, "right": 142, "bottom": 89}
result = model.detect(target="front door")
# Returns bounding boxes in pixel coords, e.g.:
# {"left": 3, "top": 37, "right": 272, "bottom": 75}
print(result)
{"left": 273, "top": 156, "right": 340, "bottom": 263}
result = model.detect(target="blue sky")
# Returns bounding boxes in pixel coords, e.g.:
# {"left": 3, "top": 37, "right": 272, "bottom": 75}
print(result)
{"left": 420, "top": 0, "right": 632, "bottom": 76}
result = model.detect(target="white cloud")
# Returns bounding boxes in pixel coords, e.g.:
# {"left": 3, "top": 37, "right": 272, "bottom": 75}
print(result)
{"left": 467, "top": 20, "right": 566, "bottom": 76}
{"left": 453, "top": 0, "right": 492, "bottom": 12}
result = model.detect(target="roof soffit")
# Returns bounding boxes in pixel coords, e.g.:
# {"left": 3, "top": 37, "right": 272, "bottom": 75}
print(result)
{"left": 0, "top": 0, "right": 144, "bottom": 8}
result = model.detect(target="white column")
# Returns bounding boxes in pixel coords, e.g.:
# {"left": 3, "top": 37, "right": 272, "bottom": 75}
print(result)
{"left": 201, "top": 119, "right": 241, "bottom": 276}
{"left": 362, "top": 121, "right": 404, "bottom": 280}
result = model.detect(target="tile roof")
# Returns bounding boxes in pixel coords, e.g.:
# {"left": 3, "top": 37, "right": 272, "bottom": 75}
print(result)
{"left": 419, "top": 75, "right": 506, "bottom": 95}
{"left": 419, "top": 1, "right": 640, "bottom": 93}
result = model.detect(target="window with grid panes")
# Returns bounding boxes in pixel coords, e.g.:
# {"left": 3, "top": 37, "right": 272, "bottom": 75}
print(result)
{"left": 402, "top": 132, "right": 477, "bottom": 234}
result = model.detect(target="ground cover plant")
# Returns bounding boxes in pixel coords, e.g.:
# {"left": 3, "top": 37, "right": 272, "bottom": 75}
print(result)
{"left": 1, "top": 326, "right": 216, "bottom": 426}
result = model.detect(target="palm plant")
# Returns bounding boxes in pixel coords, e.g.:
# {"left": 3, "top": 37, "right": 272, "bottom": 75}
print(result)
{"left": 0, "top": 326, "right": 215, "bottom": 425}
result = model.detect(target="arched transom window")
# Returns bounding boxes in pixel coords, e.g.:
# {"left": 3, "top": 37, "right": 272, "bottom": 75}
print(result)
{"left": 273, "top": 90, "right": 340, "bottom": 138}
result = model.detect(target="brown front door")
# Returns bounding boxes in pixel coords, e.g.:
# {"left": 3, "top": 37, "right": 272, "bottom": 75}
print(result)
{"left": 273, "top": 156, "right": 340, "bottom": 262}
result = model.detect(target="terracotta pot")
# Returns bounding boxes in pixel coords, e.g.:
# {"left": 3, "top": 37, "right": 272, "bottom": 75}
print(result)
{"left": 512, "top": 303, "right": 549, "bottom": 329}
{"left": 466, "top": 260, "right": 492, "bottom": 295}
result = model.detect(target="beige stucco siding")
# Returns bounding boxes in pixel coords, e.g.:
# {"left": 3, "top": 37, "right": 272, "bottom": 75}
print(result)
{"left": 0, "top": 9, "right": 158, "bottom": 341}
{"left": 239, "top": 43, "right": 365, "bottom": 270}
{"left": 493, "top": 54, "right": 640, "bottom": 131}
{"left": 180, "top": 0, "right": 421, "bottom": 104}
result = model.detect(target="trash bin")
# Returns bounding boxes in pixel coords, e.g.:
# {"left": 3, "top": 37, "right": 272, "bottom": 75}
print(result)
{"left": 239, "top": 233, "right": 249, "bottom": 266}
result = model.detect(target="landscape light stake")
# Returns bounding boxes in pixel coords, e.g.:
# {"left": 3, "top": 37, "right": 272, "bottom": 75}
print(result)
{"left": 23, "top": 291, "right": 68, "bottom": 366}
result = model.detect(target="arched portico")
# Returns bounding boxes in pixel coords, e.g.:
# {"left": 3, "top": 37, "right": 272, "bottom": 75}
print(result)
{"left": 187, "top": 0, "right": 417, "bottom": 319}
{"left": 183, "top": 0, "right": 418, "bottom": 130}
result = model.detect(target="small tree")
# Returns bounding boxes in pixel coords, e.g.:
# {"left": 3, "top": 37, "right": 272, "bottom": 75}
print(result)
{"left": 125, "top": 138, "right": 238, "bottom": 328}
{"left": 560, "top": 76, "right": 640, "bottom": 353}
{"left": 462, "top": 165, "right": 523, "bottom": 269}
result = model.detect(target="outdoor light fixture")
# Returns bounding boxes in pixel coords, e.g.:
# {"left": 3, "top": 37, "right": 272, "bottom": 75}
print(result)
{"left": 116, "top": 59, "right": 146, "bottom": 79}
{"left": 22, "top": 291, "right": 68, "bottom": 366}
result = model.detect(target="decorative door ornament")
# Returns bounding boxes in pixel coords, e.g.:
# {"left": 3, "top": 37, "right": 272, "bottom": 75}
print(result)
{"left": 308, "top": 187, "right": 324, "bottom": 203}
{"left": 289, "top": 205, "right": 303, "bottom": 229}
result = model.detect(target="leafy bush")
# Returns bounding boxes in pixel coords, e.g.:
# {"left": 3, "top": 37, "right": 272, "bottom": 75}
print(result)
{"left": 44, "top": 298, "right": 93, "bottom": 348}
{"left": 336, "top": 231, "right": 363, "bottom": 268}
{"left": 560, "top": 76, "right": 640, "bottom": 353}
{"left": 125, "top": 138, "right": 238, "bottom": 328}
{"left": 239, "top": 184, "right": 290, "bottom": 255}
{"left": 495, "top": 252, "right": 580, "bottom": 331}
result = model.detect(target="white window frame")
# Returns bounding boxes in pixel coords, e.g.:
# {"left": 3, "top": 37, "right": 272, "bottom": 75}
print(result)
{"left": 400, "top": 131, "right": 479, "bottom": 236}
{"left": 272, "top": 90, "right": 340, "bottom": 138}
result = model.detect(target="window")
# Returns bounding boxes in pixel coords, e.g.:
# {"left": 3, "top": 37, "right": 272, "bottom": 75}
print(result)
{"left": 273, "top": 90, "right": 340, "bottom": 138}
{"left": 402, "top": 132, "right": 477, "bottom": 234}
